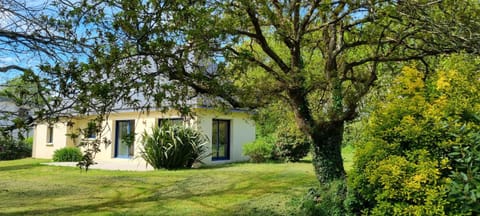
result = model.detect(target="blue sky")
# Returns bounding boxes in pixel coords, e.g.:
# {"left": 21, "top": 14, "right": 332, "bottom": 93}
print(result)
{"left": 0, "top": 0, "right": 74, "bottom": 84}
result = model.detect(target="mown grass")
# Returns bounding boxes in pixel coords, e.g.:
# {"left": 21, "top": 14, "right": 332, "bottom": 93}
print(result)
{"left": 0, "top": 146, "right": 354, "bottom": 216}
{"left": 0, "top": 158, "right": 317, "bottom": 216}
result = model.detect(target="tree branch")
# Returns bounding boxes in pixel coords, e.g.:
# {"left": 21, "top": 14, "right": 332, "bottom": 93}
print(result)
{"left": 245, "top": 5, "right": 291, "bottom": 74}
{"left": 0, "top": 65, "right": 29, "bottom": 73}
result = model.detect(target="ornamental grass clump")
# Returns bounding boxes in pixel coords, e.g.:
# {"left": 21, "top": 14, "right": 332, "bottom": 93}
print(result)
{"left": 140, "top": 124, "right": 208, "bottom": 170}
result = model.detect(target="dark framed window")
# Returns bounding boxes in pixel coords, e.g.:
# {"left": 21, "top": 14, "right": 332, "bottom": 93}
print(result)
{"left": 158, "top": 118, "right": 184, "bottom": 127}
{"left": 212, "top": 119, "right": 230, "bottom": 161}
{"left": 46, "top": 125, "right": 54, "bottom": 143}
{"left": 115, "top": 120, "right": 135, "bottom": 158}
{"left": 86, "top": 121, "right": 97, "bottom": 139}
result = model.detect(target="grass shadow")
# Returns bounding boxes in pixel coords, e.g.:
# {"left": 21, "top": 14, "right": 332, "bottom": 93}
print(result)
{"left": 195, "top": 161, "right": 248, "bottom": 170}
{"left": 0, "top": 164, "right": 39, "bottom": 172}
{"left": 297, "top": 159, "right": 312, "bottom": 163}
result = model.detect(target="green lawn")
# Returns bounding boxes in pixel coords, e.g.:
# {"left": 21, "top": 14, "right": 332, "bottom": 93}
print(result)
{"left": 0, "top": 158, "right": 318, "bottom": 216}
{"left": 0, "top": 146, "right": 356, "bottom": 216}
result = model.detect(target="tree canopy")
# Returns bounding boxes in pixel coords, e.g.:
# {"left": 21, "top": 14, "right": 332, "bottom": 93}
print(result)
{"left": 54, "top": 0, "right": 480, "bottom": 183}
{"left": 2, "top": 0, "right": 480, "bottom": 184}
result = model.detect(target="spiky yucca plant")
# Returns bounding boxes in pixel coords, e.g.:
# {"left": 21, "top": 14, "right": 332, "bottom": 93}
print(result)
{"left": 140, "top": 124, "right": 208, "bottom": 170}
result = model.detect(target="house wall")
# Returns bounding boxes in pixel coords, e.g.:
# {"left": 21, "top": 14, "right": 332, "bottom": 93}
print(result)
{"left": 32, "top": 122, "right": 69, "bottom": 159}
{"left": 32, "top": 108, "right": 255, "bottom": 165}
{"left": 195, "top": 109, "right": 255, "bottom": 163}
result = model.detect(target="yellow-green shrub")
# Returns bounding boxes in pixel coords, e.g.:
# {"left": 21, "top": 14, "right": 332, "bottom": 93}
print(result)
{"left": 347, "top": 55, "right": 480, "bottom": 215}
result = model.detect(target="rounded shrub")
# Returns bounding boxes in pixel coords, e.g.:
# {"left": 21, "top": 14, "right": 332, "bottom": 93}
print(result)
{"left": 140, "top": 124, "right": 208, "bottom": 170}
{"left": 275, "top": 128, "right": 310, "bottom": 162}
{"left": 243, "top": 136, "right": 275, "bottom": 163}
{"left": 52, "top": 147, "right": 83, "bottom": 162}
{"left": 0, "top": 138, "right": 31, "bottom": 160}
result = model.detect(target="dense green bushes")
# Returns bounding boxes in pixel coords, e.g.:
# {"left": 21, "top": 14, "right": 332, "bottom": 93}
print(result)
{"left": 140, "top": 124, "right": 208, "bottom": 170}
{"left": 243, "top": 136, "right": 275, "bottom": 163}
{"left": 249, "top": 102, "right": 311, "bottom": 163}
{"left": 347, "top": 56, "right": 480, "bottom": 215}
{"left": 243, "top": 131, "right": 310, "bottom": 163}
{"left": 274, "top": 127, "right": 310, "bottom": 162}
{"left": 53, "top": 147, "right": 83, "bottom": 162}
{"left": 446, "top": 125, "right": 480, "bottom": 214}
{"left": 0, "top": 138, "right": 31, "bottom": 160}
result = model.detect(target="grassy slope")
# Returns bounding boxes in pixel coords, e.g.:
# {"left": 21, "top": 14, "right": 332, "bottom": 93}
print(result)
{"left": 0, "top": 159, "right": 317, "bottom": 216}
{"left": 0, "top": 146, "right": 354, "bottom": 216}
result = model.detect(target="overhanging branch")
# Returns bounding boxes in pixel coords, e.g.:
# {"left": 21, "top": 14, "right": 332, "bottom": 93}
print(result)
{"left": 0, "top": 65, "right": 30, "bottom": 73}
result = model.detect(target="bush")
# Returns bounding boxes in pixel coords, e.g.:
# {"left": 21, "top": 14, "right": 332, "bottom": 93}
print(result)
{"left": 140, "top": 124, "right": 208, "bottom": 170}
{"left": 275, "top": 128, "right": 310, "bottom": 162}
{"left": 289, "top": 180, "right": 346, "bottom": 216}
{"left": 243, "top": 136, "right": 275, "bottom": 163}
{"left": 446, "top": 124, "right": 480, "bottom": 215}
{"left": 347, "top": 59, "right": 480, "bottom": 215}
{"left": 0, "top": 138, "right": 31, "bottom": 160}
{"left": 53, "top": 147, "right": 83, "bottom": 162}
{"left": 24, "top": 137, "right": 33, "bottom": 147}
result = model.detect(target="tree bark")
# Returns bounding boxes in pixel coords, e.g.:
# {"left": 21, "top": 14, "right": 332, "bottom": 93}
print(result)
{"left": 311, "top": 121, "right": 346, "bottom": 184}
{"left": 287, "top": 87, "right": 346, "bottom": 184}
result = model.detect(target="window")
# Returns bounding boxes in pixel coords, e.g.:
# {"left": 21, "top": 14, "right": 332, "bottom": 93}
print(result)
{"left": 46, "top": 125, "right": 54, "bottom": 144}
{"left": 86, "top": 121, "right": 97, "bottom": 139}
{"left": 115, "top": 120, "right": 135, "bottom": 158}
{"left": 212, "top": 119, "right": 230, "bottom": 161}
{"left": 158, "top": 118, "right": 184, "bottom": 127}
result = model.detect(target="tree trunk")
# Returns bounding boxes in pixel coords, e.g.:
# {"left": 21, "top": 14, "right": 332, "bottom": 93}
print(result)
{"left": 311, "top": 121, "right": 346, "bottom": 184}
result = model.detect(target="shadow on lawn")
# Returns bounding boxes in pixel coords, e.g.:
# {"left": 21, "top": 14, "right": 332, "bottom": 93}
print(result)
{"left": 0, "top": 193, "right": 284, "bottom": 216}
{"left": 0, "top": 175, "right": 286, "bottom": 216}
{"left": 0, "top": 163, "right": 39, "bottom": 172}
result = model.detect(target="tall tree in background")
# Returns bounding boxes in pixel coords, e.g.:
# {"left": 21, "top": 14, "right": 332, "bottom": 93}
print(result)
{"left": 58, "top": 0, "right": 480, "bottom": 184}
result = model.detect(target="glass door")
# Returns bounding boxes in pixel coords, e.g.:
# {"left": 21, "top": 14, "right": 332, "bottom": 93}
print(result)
{"left": 115, "top": 120, "right": 135, "bottom": 158}
{"left": 212, "top": 119, "right": 230, "bottom": 160}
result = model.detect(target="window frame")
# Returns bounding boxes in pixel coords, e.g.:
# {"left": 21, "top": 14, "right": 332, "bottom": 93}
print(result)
{"left": 46, "top": 125, "right": 54, "bottom": 144}
{"left": 158, "top": 117, "right": 185, "bottom": 127}
{"left": 86, "top": 121, "right": 97, "bottom": 139}
{"left": 211, "top": 119, "right": 231, "bottom": 161}
{"left": 114, "top": 119, "right": 136, "bottom": 158}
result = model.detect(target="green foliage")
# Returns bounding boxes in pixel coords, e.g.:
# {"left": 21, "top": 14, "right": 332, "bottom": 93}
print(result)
{"left": 24, "top": 137, "right": 33, "bottom": 147}
{"left": 52, "top": 147, "right": 83, "bottom": 162}
{"left": 243, "top": 136, "right": 275, "bottom": 163}
{"left": 252, "top": 102, "right": 310, "bottom": 162}
{"left": 0, "top": 138, "right": 31, "bottom": 160}
{"left": 76, "top": 138, "right": 107, "bottom": 172}
{"left": 447, "top": 124, "right": 480, "bottom": 214}
{"left": 140, "top": 124, "right": 208, "bottom": 170}
{"left": 0, "top": 75, "right": 47, "bottom": 140}
{"left": 253, "top": 102, "right": 288, "bottom": 138}
{"left": 347, "top": 55, "right": 480, "bottom": 215}
{"left": 289, "top": 180, "right": 346, "bottom": 216}
{"left": 50, "top": 0, "right": 480, "bottom": 185}
{"left": 274, "top": 127, "right": 311, "bottom": 162}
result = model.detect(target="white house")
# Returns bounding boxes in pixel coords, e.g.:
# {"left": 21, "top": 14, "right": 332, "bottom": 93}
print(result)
{"left": 32, "top": 107, "right": 255, "bottom": 165}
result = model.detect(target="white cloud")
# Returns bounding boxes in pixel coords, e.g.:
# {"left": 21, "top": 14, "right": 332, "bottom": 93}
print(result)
{"left": 0, "top": 57, "right": 17, "bottom": 65}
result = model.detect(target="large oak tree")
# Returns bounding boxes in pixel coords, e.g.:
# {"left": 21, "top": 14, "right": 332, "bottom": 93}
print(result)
{"left": 58, "top": 0, "right": 480, "bottom": 183}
